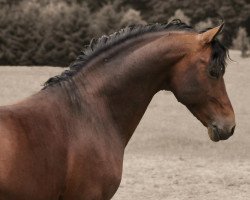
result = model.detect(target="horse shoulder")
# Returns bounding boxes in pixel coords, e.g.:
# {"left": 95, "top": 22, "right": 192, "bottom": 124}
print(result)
{"left": 63, "top": 131, "right": 124, "bottom": 200}
{"left": 0, "top": 106, "right": 67, "bottom": 199}
{"left": 0, "top": 107, "right": 19, "bottom": 180}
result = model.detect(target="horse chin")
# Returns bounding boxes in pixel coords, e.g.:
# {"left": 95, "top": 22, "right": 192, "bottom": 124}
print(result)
{"left": 207, "top": 126, "right": 220, "bottom": 142}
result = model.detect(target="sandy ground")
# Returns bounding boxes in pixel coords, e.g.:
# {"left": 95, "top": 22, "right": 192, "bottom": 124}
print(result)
{"left": 0, "top": 50, "right": 249, "bottom": 200}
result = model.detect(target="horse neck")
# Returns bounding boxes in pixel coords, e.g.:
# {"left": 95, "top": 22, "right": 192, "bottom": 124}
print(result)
{"left": 70, "top": 32, "right": 187, "bottom": 146}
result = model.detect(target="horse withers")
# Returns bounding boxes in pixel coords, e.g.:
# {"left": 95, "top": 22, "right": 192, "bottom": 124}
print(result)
{"left": 0, "top": 20, "right": 235, "bottom": 199}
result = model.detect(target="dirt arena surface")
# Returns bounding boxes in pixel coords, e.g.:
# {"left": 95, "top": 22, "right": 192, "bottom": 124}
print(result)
{"left": 0, "top": 50, "right": 249, "bottom": 200}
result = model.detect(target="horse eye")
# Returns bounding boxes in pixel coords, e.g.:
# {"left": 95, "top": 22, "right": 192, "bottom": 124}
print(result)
{"left": 209, "top": 69, "right": 220, "bottom": 79}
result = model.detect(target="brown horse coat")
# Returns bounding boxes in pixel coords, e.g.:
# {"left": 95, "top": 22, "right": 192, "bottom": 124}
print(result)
{"left": 0, "top": 20, "right": 235, "bottom": 200}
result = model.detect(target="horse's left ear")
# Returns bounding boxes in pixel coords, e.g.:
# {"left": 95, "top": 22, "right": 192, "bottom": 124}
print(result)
{"left": 198, "top": 23, "right": 224, "bottom": 44}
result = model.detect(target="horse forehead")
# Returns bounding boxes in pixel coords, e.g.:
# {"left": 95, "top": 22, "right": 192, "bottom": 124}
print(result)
{"left": 197, "top": 46, "right": 212, "bottom": 62}
{"left": 187, "top": 42, "right": 212, "bottom": 63}
{"left": 178, "top": 48, "right": 212, "bottom": 75}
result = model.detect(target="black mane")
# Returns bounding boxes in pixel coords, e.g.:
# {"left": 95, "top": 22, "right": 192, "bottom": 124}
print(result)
{"left": 43, "top": 19, "right": 194, "bottom": 88}
{"left": 209, "top": 39, "right": 228, "bottom": 78}
{"left": 43, "top": 19, "right": 228, "bottom": 89}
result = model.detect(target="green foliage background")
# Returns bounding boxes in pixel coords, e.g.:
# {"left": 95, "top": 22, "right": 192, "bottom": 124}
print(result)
{"left": 0, "top": 0, "right": 249, "bottom": 66}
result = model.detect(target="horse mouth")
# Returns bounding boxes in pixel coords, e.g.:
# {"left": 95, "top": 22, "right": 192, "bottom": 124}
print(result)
{"left": 207, "top": 126, "right": 220, "bottom": 142}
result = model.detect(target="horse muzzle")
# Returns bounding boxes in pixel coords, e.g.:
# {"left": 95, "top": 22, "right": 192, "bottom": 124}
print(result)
{"left": 207, "top": 124, "right": 235, "bottom": 142}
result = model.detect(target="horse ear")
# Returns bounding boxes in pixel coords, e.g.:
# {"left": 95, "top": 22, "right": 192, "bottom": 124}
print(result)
{"left": 198, "top": 23, "right": 224, "bottom": 44}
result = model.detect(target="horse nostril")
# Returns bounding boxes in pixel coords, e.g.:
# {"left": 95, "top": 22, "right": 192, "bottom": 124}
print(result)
{"left": 230, "top": 125, "right": 236, "bottom": 135}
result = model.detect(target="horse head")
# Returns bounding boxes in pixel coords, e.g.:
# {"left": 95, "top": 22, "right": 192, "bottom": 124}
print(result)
{"left": 169, "top": 24, "right": 235, "bottom": 142}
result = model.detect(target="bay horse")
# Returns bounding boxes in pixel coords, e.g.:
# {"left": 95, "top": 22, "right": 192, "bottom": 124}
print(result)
{"left": 0, "top": 20, "right": 235, "bottom": 200}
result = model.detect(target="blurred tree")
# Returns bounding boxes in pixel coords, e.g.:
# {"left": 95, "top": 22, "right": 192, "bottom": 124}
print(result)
{"left": 88, "top": 4, "right": 123, "bottom": 36}
{"left": 0, "top": 1, "right": 41, "bottom": 65}
{"left": 0, "top": 0, "right": 91, "bottom": 66}
{"left": 0, "top": 0, "right": 250, "bottom": 66}
{"left": 118, "top": 0, "right": 151, "bottom": 17}
{"left": 120, "top": 8, "right": 147, "bottom": 27}
{"left": 35, "top": 2, "right": 91, "bottom": 66}
{"left": 195, "top": 18, "right": 213, "bottom": 32}
{"left": 0, "top": 0, "right": 22, "bottom": 5}
{"left": 232, "top": 27, "right": 249, "bottom": 57}
{"left": 168, "top": 9, "right": 191, "bottom": 25}
{"left": 148, "top": 0, "right": 249, "bottom": 46}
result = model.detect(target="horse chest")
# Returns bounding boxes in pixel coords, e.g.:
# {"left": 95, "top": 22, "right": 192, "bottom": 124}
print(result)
{"left": 64, "top": 141, "right": 124, "bottom": 200}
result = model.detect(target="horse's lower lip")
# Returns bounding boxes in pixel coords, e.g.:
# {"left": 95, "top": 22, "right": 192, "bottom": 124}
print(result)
{"left": 208, "top": 126, "right": 220, "bottom": 142}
